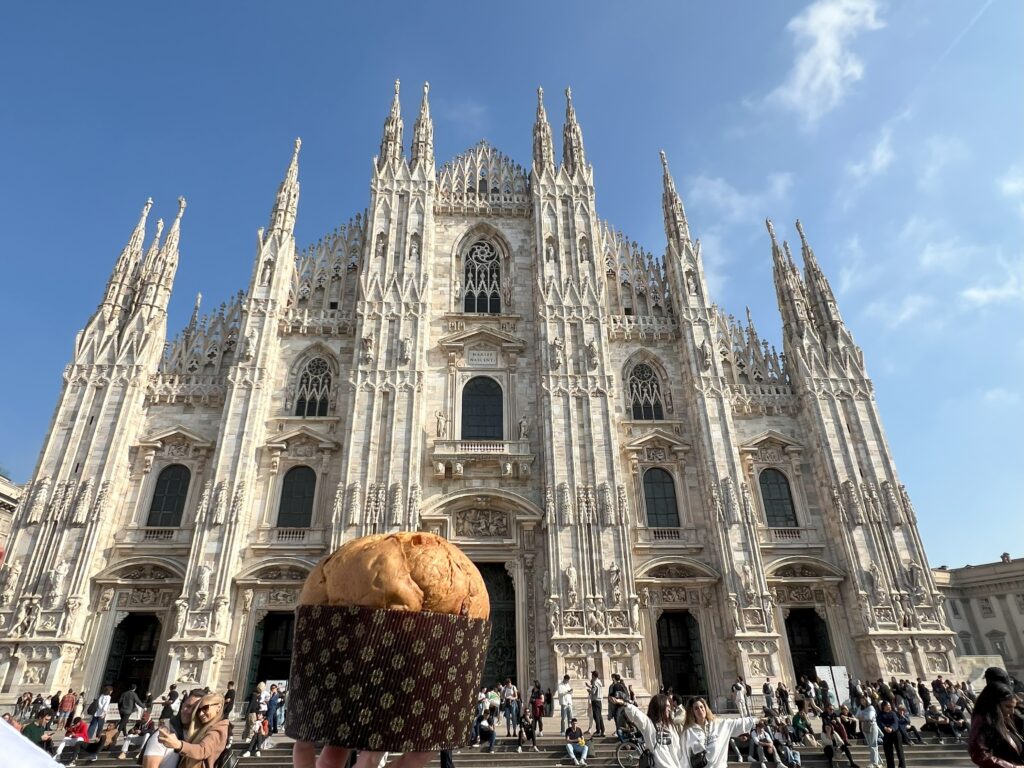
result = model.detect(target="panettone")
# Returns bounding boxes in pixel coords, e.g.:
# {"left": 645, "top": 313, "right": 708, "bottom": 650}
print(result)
{"left": 286, "top": 532, "right": 492, "bottom": 752}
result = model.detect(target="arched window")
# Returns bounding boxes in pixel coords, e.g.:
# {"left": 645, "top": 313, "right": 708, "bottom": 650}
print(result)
{"left": 628, "top": 363, "right": 665, "bottom": 420}
{"left": 463, "top": 241, "right": 501, "bottom": 313}
{"left": 759, "top": 468, "right": 798, "bottom": 527}
{"left": 643, "top": 468, "right": 680, "bottom": 527}
{"left": 294, "top": 357, "right": 331, "bottom": 417}
{"left": 278, "top": 466, "right": 316, "bottom": 528}
{"left": 146, "top": 464, "right": 191, "bottom": 527}
{"left": 461, "top": 377, "right": 503, "bottom": 440}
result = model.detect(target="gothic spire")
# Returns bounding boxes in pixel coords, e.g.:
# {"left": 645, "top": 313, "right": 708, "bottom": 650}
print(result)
{"left": 795, "top": 219, "right": 845, "bottom": 332}
{"left": 160, "top": 197, "right": 187, "bottom": 272}
{"left": 103, "top": 197, "right": 153, "bottom": 310}
{"left": 186, "top": 292, "right": 202, "bottom": 337}
{"left": 659, "top": 150, "right": 691, "bottom": 245}
{"left": 767, "top": 219, "right": 809, "bottom": 339}
{"left": 562, "top": 87, "right": 586, "bottom": 176}
{"left": 266, "top": 138, "right": 301, "bottom": 239}
{"left": 532, "top": 87, "right": 554, "bottom": 175}
{"left": 378, "top": 78, "right": 404, "bottom": 170}
{"left": 410, "top": 82, "right": 434, "bottom": 170}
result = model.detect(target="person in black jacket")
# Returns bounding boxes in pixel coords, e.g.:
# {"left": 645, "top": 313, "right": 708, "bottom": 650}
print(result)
{"left": 117, "top": 684, "right": 144, "bottom": 736}
{"left": 243, "top": 682, "right": 264, "bottom": 740}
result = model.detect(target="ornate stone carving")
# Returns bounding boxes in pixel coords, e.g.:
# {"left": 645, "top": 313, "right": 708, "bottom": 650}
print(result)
{"left": 774, "top": 564, "right": 820, "bottom": 578}
{"left": 22, "top": 662, "right": 48, "bottom": 685}
{"left": 211, "top": 480, "right": 227, "bottom": 526}
{"left": 617, "top": 484, "right": 628, "bottom": 523}
{"left": 608, "top": 563, "right": 623, "bottom": 606}
{"left": 558, "top": 483, "right": 573, "bottom": 525}
{"left": 454, "top": 508, "right": 509, "bottom": 538}
{"left": 389, "top": 482, "right": 403, "bottom": 526}
{"left": 407, "top": 484, "right": 422, "bottom": 530}
{"left": 119, "top": 564, "right": 174, "bottom": 581}
{"left": 0, "top": 560, "right": 22, "bottom": 606}
{"left": 884, "top": 652, "right": 909, "bottom": 674}
{"left": 192, "top": 564, "right": 213, "bottom": 610}
{"left": 98, "top": 587, "right": 115, "bottom": 612}
{"left": 647, "top": 564, "right": 695, "bottom": 579}
{"left": 565, "top": 564, "right": 579, "bottom": 607}
{"left": 347, "top": 481, "right": 361, "bottom": 527}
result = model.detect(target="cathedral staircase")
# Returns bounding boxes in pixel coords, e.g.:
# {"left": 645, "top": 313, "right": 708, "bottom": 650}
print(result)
{"left": 71, "top": 735, "right": 974, "bottom": 767}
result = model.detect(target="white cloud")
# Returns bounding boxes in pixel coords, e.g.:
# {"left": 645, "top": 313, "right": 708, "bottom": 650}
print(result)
{"left": 687, "top": 172, "right": 794, "bottom": 224}
{"left": 982, "top": 387, "right": 1022, "bottom": 406}
{"left": 998, "top": 164, "right": 1024, "bottom": 218}
{"left": 848, "top": 125, "right": 894, "bottom": 182}
{"left": 918, "top": 135, "right": 968, "bottom": 191}
{"left": 767, "top": 0, "right": 886, "bottom": 128}
{"left": 864, "top": 293, "right": 936, "bottom": 328}
{"left": 898, "top": 216, "right": 983, "bottom": 273}
{"left": 960, "top": 256, "right": 1024, "bottom": 306}
{"left": 836, "top": 235, "right": 885, "bottom": 294}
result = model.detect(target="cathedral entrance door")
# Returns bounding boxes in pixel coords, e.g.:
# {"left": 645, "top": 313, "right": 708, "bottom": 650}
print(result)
{"left": 656, "top": 611, "right": 708, "bottom": 697}
{"left": 247, "top": 612, "right": 295, "bottom": 692}
{"left": 476, "top": 563, "right": 516, "bottom": 687}
{"left": 101, "top": 613, "right": 161, "bottom": 701}
{"left": 785, "top": 608, "right": 835, "bottom": 682}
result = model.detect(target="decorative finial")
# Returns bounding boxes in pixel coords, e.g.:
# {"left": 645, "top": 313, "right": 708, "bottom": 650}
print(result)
{"left": 177, "top": 197, "right": 187, "bottom": 216}
{"left": 394, "top": 78, "right": 401, "bottom": 96}
{"left": 194, "top": 292, "right": 202, "bottom": 311}
{"left": 423, "top": 82, "right": 429, "bottom": 97}
{"left": 294, "top": 137, "right": 302, "bottom": 153}
{"left": 795, "top": 219, "right": 807, "bottom": 245}
{"left": 538, "top": 86, "right": 544, "bottom": 101}
{"left": 565, "top": 86, "right": 573, "bottom": 102}
{"left": 659, "top": 149, "right": 669, "bottom": 172}
{"left": 765, "top": 218, "right": 777, "bottom": 243}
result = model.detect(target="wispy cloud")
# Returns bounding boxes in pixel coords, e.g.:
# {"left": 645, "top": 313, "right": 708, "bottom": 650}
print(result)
{"left": 961, "top": 255, "right": 1024, "bottom": 306}
{"left": 836, "top": 235, "right": 885, "bottom": 294}
{"left": 899, "top": 216, "right": 983, "bottom": 274}
{"left": 918, "top": 135, "right": 968, "bottom": 191}
{"left": 982, "top": 387, "right": 1022, "bottom": 407}
{"left": 767, "top": 0, "right": 886, "bottom": 128}
{"left": 687, "top": 173, "right": 794, "bottom": 224}
{"left": 864, "top": 293, "right": 937, "bottom": 329}
{"left": 848, "top": 125, "right": 894, "bottom": 182}
{"left": 998, "top": 164, "right": 1024, "bottom": 218}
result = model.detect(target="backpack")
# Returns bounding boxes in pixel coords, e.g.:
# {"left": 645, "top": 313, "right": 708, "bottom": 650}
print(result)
{"left": 745, "top": 684, "right": 753, "bottom": 697}
{"left": 86, "top": 699, "right": 99, "bottom": 716}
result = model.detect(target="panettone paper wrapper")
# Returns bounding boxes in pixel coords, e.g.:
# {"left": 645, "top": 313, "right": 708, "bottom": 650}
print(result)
{"left": 285, "top": 603, "right": 491, "bottom": 752}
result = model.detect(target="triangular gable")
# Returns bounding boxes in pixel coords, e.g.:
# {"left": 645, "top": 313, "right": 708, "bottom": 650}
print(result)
{"left": 623, "top": 428, "right": 692, "bottom": 454}
{"left": 266, "top": 425, "right": 340, "bottom": 451}
{"left": 138, "top": 425, "right": 213, "bottom": 450}
{"left": 438, "top": 326, "right": 526, "bottom": 352}
{"left": 738, "top": 430, "right": 804, "bottom": 452}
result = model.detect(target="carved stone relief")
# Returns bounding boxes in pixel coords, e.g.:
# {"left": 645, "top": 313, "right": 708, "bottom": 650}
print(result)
{"left": 453, "top": 508, "right": 509, "bottom": 538}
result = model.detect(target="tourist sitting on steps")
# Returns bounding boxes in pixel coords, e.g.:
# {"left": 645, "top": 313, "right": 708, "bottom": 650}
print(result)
{"left": 564, "top": 716, "right": 589, "bottom": 766}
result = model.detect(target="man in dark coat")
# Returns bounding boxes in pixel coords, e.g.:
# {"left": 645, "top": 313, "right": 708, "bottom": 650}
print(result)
{"left": 117, "top": 684, "right": 144, "bottom": 736}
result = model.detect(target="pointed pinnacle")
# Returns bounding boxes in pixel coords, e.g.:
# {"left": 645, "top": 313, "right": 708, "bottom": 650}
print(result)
{"left": 765, "top": 218, "right": 777, "bottom": 245}
{"left": 391, "top": 78, "right": 401, "bottom": 109}
{"left": 795, "top": 218, "right": 807, "bottom": 247}
{"left": 659, "top": 149, "right": 669, "bottom": 174}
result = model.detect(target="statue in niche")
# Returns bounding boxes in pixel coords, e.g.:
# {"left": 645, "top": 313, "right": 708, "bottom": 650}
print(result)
{"left": 905, "top": 561, "right": 925, "bottom": 601}
{"left": 174, "top": 599, "right": 188, "bottom": 636}
{"left": 242, "top": 330, "right": 258, "bottom": 361}
{"left": 260, "top": 258, "right": 274, "bottom": 286}
{"left": 64, "top": 596, "right": 82, "bottom": 633}
{"left": 0, "top": 560, "right": 22, "bottom": 605}
{"left": 547, "top": 599, "right": 560, "bottom": 632}
{"left": 518, "top": 415, "right": 529, "bottom": 440}
{"left": 375, "top": 234, "right": 387, "bottom": 259}
{"left": 435, "top": 410, "right": 449, "bottom": 439}
{"left": 399, "top": 338, "right": 412, "bottom": 364}
{"left": 46, "top": 560, "right": 70, "bottom": 609}
{"left": 242, "top": 589, "right": 254, "bottom": 612}
{"left": 867, "top": 563, "right": 887, "bottom": 603}
{"left": 629, "top": 595, "right": 640, "bottom": 629}
{"left": 741, "top": 562, "right": 756, "bottom": 603}
{"left": 586, "top": 340, "right": 599, "bottom": 369}
{"left": 409, "top": 239, "right": 420, "bottom": 260}
{"left": 686, "top": 271, "right": 698, "bottom": 295}
{"left": 698, "top": 339, "right": 712, "bottom": 371}
{"left": 608, "top": 563, "right": 623, "bottom": 606}
{"left": 579, "top": 240, "right": 590, "bottom": 262}
{"left": 361, "top": 335, "right": 374, "bottom": 364}
{"left": 550, "top": 337, "right": 564, "bottom": 370}
{"left": 565, "top": 564, "right": 579, "bottom": 606}
{"left": 453, "top": 278, "right": 461, "bottom": 299}
{"left": 545, "top": 242, "right": 555, "bottom": 261}
{"left": 98, "top": 587, "right": 114, "bottom": 612}
{"left": 12, "top": 600, "right": 39, "bottom": 636}
{"left": 587, "top": 597, "right": 606, "bottom": 634}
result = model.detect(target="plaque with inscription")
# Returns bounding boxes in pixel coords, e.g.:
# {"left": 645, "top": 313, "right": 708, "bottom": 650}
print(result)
{"left": 467, "top": 349, "right": 498, "bottom": 367}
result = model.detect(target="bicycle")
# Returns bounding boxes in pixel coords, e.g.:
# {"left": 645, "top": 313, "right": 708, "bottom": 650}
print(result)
{"left": 615, "top": 730, "right": 649, "bottom": 768}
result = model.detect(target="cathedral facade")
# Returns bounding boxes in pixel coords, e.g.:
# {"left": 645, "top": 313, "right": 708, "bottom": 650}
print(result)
{"left": 0, "top": 82, "right": 955, "bottom": 707}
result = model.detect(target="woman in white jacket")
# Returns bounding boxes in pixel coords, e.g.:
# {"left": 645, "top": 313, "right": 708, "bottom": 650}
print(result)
{"left": 612, "top": 693, "right": 686, "bottom": 768}
{"left": 854, "top": 696, "right": 880, "bottom": 768}
{"left": 681, "top": 697, "right": 757, "bottom": 768}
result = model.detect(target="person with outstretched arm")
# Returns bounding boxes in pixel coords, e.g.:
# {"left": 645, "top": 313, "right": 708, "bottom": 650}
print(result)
{"left": 611, "top": 693, "right": 684, "bottom": 767}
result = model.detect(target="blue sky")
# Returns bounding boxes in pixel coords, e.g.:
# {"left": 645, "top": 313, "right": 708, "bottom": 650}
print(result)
{"left": 0, "top": 2, "right": 1020, "bottom": 568}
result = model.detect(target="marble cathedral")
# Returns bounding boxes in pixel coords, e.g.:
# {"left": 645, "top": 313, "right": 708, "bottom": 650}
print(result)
{"left": 0, "top": 82, "right": 955, "bottom": 707}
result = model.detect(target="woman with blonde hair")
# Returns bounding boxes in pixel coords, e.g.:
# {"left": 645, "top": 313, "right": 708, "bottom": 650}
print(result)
{"left": 682, "top": 697, "right": 757, "bottom": 768}
{"left": 157, "top": 692, "right": 229, "bottom": 768}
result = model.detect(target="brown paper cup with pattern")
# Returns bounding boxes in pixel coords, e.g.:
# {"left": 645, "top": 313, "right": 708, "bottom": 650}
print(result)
{"left": 285, "top": 603, "right": 492, "bottom": 752}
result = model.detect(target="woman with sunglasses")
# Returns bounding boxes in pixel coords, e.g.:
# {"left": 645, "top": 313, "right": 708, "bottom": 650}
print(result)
{"left": 682, "top": 697, "right": 757, "bottom": 768}
{"left": 157, "top": 692, "right": 229, "bottom": 768}
{"left": 610, "top": 692, "right": 684, "bottom": 768}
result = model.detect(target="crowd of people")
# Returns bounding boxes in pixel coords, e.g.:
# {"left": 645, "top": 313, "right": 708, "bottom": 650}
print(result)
{"left": 3, "top": 678, "right": 285, "bottom": 765}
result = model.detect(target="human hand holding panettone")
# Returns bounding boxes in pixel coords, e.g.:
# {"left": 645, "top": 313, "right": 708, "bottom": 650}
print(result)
{"left": 291, "top": 533, "right": 491, "bottom": 768}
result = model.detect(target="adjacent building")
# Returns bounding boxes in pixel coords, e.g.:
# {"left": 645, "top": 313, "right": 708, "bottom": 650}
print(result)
{"left": 0, "top": 82, "right": 954, "bottom": 705}
{"left": 934, "top": 554, "right": 1024, "bottom": 681}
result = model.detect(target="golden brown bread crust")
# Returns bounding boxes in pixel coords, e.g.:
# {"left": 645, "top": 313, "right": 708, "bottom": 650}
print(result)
{"left": 298, "top": 532, "right": 490, "bottom": 619}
